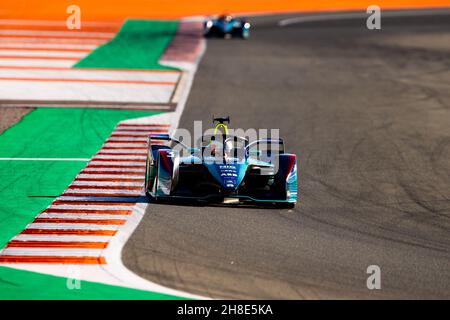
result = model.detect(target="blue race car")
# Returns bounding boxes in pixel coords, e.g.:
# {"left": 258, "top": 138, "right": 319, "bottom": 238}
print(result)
{"left": 204, "top": 15, "right": 250, "bottom": 39}
{"left": 144, "top": 117, "right": 297, "bottom": 208}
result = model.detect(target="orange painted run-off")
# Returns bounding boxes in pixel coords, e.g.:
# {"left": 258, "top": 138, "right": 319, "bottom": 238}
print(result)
{"left": 1, "top": 1, "right": 449, "bottom": 21}
{"left": 7, "top": 240, "right": 108, "bottom": 249}
{"left": 0, "top": 255, "right": 106, "bottom": 264}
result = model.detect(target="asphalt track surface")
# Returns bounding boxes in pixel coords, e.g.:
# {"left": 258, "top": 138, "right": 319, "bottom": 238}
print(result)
{"left": 123, "top": 12, "right": 450, "bottom": 299}
{"left": 0, "top": 108, "right": 33, "bottom": 135}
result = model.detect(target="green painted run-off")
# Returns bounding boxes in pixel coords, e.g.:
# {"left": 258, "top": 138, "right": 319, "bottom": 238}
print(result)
{"left": 75, "top": 19, "right": 179, "bottom": 70}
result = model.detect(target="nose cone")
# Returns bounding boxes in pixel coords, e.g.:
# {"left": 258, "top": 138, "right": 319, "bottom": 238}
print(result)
{"left": 207, "top": 163, "right": 246, "bottom": 191}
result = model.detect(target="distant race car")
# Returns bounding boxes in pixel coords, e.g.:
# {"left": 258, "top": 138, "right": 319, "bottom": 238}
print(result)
{"left": 144, "top": 117, "right": 298, "bottom": 207}
{"left": 204, "top": 15, "right": 250, "bottom": 39}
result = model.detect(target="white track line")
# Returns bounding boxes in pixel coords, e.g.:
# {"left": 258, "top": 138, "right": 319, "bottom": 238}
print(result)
{"left": 83, "top": 167, "right": 145, "bottom": 171}
{"left": 117, "top": 126, "right": 171, "bottom": 130}
{"left": 92, "top": 155, "right": 146, "bottom": 160}
{"left": 0, "top": 81, "right": 175, "bottom": 103}
{"left": 103, "top": 143, "right": 147, "bottom": 148}
{"left": 49, "top": 205, "right": 134, "bottom": 210}
{"left": 105, "top": 138, "right": 148, "bottom": 142}
{"left": 63, "top": 189, "right": 142, "bottom": 195}
{"left": 111, "top": 131, "right": 160, "bottom": 136}
{"left": 13, "top": 235, "right": 111, "bottom": 242}
{"left": 0, "top": 68, "right": 180, "bottom": 82}
{"left": 1, "top": 248, "right": 104, "bottom": 256}
{"left": 26, "top": 223, "right": 120, "bottom": 230}
{"left": 97, "top": 148, "right": 147, "bottom": 153}
{"left": 77, "top": 174, "right": 144, "bottom": 179}
{"left": 87, "top": 161, "right": 145, "bottom": 166}
{"left": 38, "top": 214, "right": 131, "bottom": 220}
{"left": 71, "top": 181, "right": 143, "bottom": 187}
{"left": 56, "top": 196, "right": 142, "bottom": 202}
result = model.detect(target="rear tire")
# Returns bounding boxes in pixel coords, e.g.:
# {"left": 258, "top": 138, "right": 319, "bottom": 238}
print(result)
{"left": 275, "top": 202, "right": 295, "bottom": 209}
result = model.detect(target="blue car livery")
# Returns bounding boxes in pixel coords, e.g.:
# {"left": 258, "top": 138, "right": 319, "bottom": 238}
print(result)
{"left": 144, "top": 117, "right": 298, "bottom": 208}
{"left": 204, "top": 15, "right": 250, "bottom": 39}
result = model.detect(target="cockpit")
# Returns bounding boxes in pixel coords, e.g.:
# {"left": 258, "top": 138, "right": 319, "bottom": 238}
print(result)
{"left": 199, "top": 134, "right": 248, "bottom": 162}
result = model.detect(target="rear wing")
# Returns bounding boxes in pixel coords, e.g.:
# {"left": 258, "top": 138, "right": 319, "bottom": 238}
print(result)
{"left": 149, "top": 134, "right": 170, "bottom": 142}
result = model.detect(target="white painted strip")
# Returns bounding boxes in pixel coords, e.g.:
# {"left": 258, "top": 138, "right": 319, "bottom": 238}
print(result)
{"left": 77, "top": 174, "right": 143, "bottom": 179}
{"left": 0, "top": 248, "right": 104, "bottom": 256}
{"left": 92, "top": 155, "right": 146, "bottom": 160}
{"left": 71, "top": 180, "right": 143, "bottom": 187}
{"left": 64, "top": 189, "right": 142, "bottom": 195}
{"left": 0, "top": 157, "right": 90, "bottom": 161}
{"left": 49, "top": 205, "right": 134, "bottom": 211}
{"left": 103, "top": 143, "right": 147, "bottom": 148}
{"left": 0, "top": 50, "right": 87, "bottom": 58}
{"left": 83, "top": 167, "right": 145, "bottom": 172}
{"left": 38, "top": 213, "right": 130, "bottom": 220}
{"left": 27, "top": 223, "right": 120, "bottom": 230}
{"left": 0, "top": 29, "right": 115, "bottom": 38}
{"left": 117, "top": 126, "right": 170, "bottom": 131}
{"left": 0, "top": 68, "right": 179, "bottom": 82}
{"left": 87, "top": 161, "right": 145, "bottom": 166}
{"left": 0, "top": 43, "right": 98, "bottom": 50}
{"left": 111, "top": 131, "right": 157, "bottom": 136}
{"left": 0, "top": 81, "right": 175, "bottom": 103}
{"left": 0, "top": 58, "right": 76, "bottom": 68}
{"left": 13, "top": 235, "right": 111, "bottom": 242}
{"left": 97, "top": 148, "right": 147, "bottom": 153}
{"left": 56, "top": 196, "right": 141, "bottom": 202}
{"left": 105, "top": 137, "right": 148, "bottom": 142}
